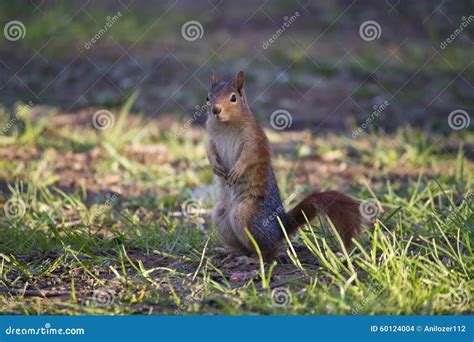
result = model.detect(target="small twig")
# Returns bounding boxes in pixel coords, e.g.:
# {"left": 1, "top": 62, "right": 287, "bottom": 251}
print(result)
{"left": 5, "top": 288, "right": 72, "bottom": 298}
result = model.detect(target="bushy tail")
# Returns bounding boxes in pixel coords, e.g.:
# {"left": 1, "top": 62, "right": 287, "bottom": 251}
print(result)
{"left": 286, "top": 190, "right": 361, "bottom": 247}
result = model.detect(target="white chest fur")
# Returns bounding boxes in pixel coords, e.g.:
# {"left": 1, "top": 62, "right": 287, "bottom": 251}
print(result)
{"left": 208, "top": 124, "right": 243, "bottom": 170}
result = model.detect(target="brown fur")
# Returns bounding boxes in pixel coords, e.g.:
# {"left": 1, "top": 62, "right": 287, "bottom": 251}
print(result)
{"left": 206, "top": 70, "right": 361, "bottom": 257}
{"left": 206, "top": 72, "right": 270, "bottom": 252}
{"left": 286, "top": 190, "right": 361, "bottom": 247}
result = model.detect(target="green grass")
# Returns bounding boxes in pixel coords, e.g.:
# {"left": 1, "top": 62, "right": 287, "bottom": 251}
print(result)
{"left": 0, "top": 99, "right": 472, "bottom": 315}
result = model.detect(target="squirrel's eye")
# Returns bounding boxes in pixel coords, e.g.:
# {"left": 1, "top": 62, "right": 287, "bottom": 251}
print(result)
{"left": 230, "top": 94, "right": 237, "bottom": 102}
{"left": 206, "top": 96, "right": 210, "bottom": 103}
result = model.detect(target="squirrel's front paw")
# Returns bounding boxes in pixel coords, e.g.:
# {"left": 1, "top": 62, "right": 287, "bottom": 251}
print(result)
{"left": 212, "top": 162, "right": 228, "bottom": 179}
{"left": 226, "top": 166, "right": 243, "bottom": 186}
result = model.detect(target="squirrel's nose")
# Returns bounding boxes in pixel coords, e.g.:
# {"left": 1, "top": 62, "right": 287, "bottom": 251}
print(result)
{"left": 212, "top": 105, "right": 222, "bottom": 115}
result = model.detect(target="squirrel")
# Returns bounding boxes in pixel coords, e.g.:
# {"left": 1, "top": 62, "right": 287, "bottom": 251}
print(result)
{"left": 206, "top": 70, "right": 362, "bottom": 260}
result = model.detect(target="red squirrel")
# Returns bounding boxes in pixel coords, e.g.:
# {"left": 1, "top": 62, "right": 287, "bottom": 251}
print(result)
{"left": 206, "top": 70, "right": 361, "bottom": 260}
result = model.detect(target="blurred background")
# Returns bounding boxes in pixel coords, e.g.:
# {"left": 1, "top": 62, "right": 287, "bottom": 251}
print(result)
{"left": 1, "top": 0, "right": 472, "bottom": 132}
{"left": 0, "top": 0, "right": 473, "bottom": 316}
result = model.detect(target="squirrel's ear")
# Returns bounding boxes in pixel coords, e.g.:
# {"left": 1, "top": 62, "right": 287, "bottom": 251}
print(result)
{"left": 233, "top": 70, "right": 244, "bottom": 94}
{"left": 211, "top": 70, "right": 218, "bottom": 88}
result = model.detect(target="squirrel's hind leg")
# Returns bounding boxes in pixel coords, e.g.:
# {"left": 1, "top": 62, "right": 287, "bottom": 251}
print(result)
{"left": 229, "top": 198, "right": 280, "bottom": 258}
{"left": 213, "top": 204, "right": 246, "bottom": 252}
{"left": 228, "top": 200, "right": 257, "bottom": 252}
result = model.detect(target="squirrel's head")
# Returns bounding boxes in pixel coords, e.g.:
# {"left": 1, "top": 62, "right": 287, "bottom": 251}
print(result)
{"left": 207, "top": 70, "right": 249, "bottom": 123}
